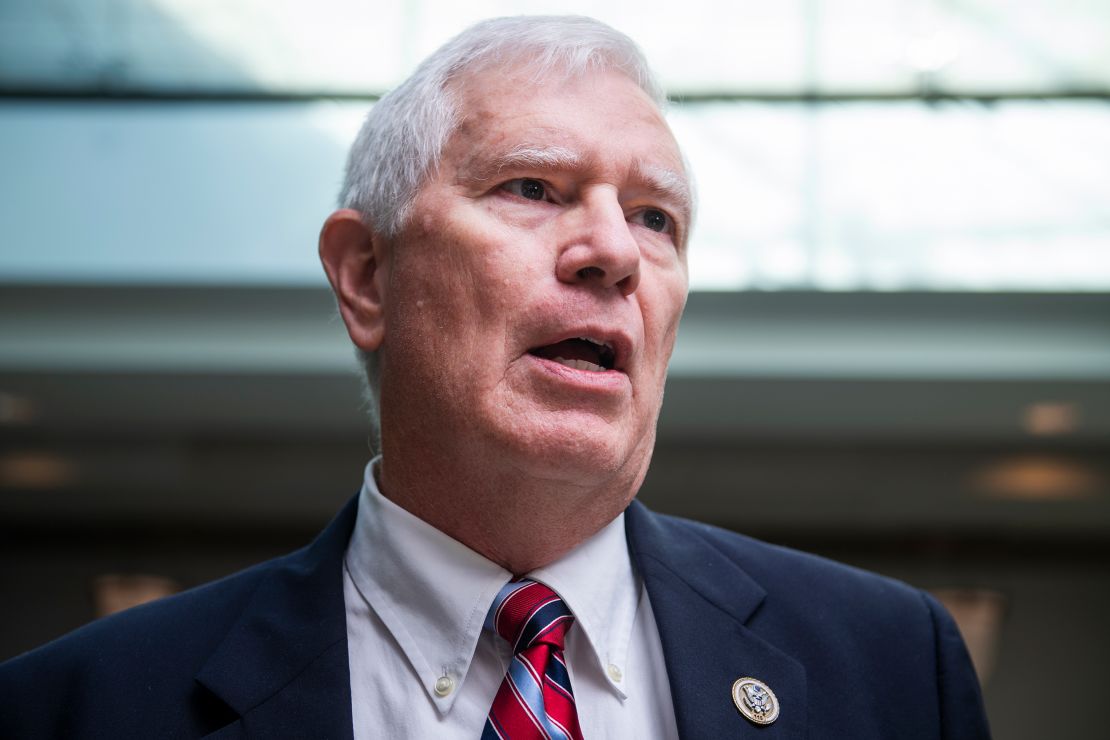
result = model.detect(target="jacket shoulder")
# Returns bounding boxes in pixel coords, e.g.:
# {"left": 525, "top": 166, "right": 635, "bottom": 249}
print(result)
{"left": 643, "top": 508, "right": 926, "bottom": 610}
{"left": 634, "top": 506, "right": 991, "bottom": 739}
{"left": 0, "top": 552, "right": 288, "bottom": 738}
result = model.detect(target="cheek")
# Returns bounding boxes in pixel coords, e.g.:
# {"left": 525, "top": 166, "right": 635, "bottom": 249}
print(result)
{"left": 394, "top": 216, "right": 484, "bottom": 310}
{"left": 644, "top": 273, "right": 689, "bottom": 346}
{"left": 388, "top": 219, "right": 542, "bottom": 360}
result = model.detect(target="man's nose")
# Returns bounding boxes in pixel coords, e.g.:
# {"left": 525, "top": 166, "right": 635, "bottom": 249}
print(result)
{"left": 555, "top": 193, "right": 641, "bottom": 296}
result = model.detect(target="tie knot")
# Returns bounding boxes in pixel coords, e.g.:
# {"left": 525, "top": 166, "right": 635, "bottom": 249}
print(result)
{"left": 486, "top": 579, "right": 574, "bottom": 654}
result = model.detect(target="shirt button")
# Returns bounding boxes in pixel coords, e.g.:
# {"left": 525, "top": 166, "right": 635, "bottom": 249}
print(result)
{"left": 434, "top": 675, "right": 455, "bottom": 697}
{"left": 607, "top": 664, "right": 623, "bottom": 683}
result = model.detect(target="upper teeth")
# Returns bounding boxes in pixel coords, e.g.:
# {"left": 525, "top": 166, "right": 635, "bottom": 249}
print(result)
{"left": 578, "top": 336, "right": 610, "bottom": 350}
{"left": 553, "top": 357, "right": 604, "bottom": 372}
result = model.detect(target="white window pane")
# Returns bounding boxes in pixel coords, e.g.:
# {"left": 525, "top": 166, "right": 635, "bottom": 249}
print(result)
{"left": 2, "top": 1, "right": 1107, "bottom": 94}
{"left": 674, "top": 100, "right": 1110, "bottom": 290}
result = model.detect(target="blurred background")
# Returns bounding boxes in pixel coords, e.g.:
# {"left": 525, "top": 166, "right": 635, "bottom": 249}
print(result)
{"left": 0, "top": 1, "right": 1107, "bottom": 736}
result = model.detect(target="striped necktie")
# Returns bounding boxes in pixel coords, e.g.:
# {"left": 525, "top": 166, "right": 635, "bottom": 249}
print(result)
{"left": 482, "top": 579, "right": 584, "bottom": 740}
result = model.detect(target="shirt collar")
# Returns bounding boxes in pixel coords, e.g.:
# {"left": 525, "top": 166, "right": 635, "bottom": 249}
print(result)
{"left": 344, "top": 457, "right": 640, "bottom": 713}
{"left": 529, "top": 507, "right": 639, "bottom": 699}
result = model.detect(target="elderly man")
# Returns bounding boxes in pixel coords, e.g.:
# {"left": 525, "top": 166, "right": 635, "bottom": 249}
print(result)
{"left": 0, "top": 16, "right": 989, "bottom": 740}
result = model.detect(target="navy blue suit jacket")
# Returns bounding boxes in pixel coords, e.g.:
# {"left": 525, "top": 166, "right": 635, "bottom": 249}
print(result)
{"left": 0, "top": 497, "right": 990, "bottom": 738}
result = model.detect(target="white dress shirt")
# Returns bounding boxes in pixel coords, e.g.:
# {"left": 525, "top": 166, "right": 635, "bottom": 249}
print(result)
{"left": 343, "top": 458, "right": 679, "bottom": 738}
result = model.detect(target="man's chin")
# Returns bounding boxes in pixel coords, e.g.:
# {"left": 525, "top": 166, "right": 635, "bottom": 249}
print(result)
{"left": 490, "top": 418, "right": 653, "bottom": 492}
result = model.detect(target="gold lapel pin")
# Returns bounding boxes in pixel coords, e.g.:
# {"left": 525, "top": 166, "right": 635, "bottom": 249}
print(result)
{"left": 732, "top": 676, "right": 780, "bottom": 726}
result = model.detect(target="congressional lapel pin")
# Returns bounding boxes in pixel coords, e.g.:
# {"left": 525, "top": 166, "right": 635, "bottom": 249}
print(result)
{"left": 732, "top": 676, "right": 780, "bottom": 726}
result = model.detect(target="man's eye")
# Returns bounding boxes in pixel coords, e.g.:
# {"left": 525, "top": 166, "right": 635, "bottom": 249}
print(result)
{"left": 502, "top": 178, "right": 548, "bottom": 201}
{"left": 636, "top": 208, "right": 670, "bottom": 233}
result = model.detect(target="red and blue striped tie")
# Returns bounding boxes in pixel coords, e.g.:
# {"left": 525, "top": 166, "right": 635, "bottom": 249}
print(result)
{"left": 482, "top": 580, "right": 584, "bottom": 740}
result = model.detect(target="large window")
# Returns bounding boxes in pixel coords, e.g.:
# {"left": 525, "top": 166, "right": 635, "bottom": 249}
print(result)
{"left": 2, "top": 0, "right": 1107, "bottom": 291}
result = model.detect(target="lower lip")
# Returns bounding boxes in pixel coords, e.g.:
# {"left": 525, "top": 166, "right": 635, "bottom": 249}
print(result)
{"left": 526, "top": 354, "right": 630, "bottom": 394}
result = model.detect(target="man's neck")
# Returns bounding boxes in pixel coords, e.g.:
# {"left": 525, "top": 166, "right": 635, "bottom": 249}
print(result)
{"left": 375, "top": 448, "right": 641, "bottom": 575}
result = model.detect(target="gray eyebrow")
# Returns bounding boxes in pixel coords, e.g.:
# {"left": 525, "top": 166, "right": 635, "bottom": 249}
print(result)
{"left": 462, "top": 144, "right": 590, "bottom": 181}
{"left": 632, "top": 159, "right": 693, "bottom": 226}
{"left": 496, "top": 144, "right": 588, "bottom": 172}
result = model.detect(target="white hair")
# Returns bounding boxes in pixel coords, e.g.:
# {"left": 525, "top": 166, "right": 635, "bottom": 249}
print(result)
{"left": 337, "top": 15, "right": 668, "bottom": 443}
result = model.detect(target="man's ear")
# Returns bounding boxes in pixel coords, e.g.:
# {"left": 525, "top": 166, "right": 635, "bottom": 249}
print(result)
{"left": 318, "top": 208, "right": 388, "bottom": 352}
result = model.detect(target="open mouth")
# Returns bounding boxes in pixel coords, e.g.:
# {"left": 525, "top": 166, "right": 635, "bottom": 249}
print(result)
{"left": 528, "top": 337, "right": 617, "bottom": 373}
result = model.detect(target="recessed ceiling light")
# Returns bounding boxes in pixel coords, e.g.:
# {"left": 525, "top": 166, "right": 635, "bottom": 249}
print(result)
{"left": 92, "top": 574, "right": 181, "bottom": 617}
{"left": 0, "top": 392, "right": 35, "bottom": 425}
{"left": 0, "top": 452, "right": 76, "bottom": 489}
{"left": 973, "top": 456, "right": 1097, "bottom": 501}
{"left": 1023, "top": 402, "right": 1079, "bottom": 436}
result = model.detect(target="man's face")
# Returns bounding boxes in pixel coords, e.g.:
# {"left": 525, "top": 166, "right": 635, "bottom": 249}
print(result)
{"left": 377, "top": 66, "right": 690, "bottom": 491}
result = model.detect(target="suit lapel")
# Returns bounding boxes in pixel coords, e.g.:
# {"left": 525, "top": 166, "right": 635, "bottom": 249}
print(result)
{"left": 188, "top": 493, "right": 808, "bottom": 738}
{"left": 195, "top": 496, "right": 359, "bottom": 740}
{"left": 626, "top": 501, "right": 808, "bottom": 739}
